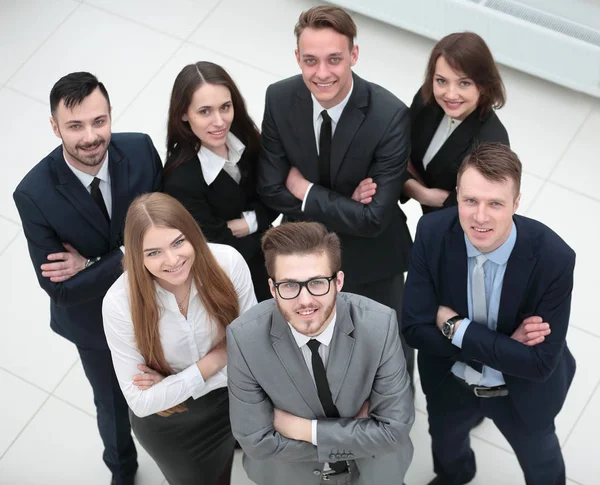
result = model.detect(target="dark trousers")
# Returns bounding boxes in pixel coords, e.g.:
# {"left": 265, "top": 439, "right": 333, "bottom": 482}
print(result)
{"left": 343, "top": 273, "right": 414, "bottom": 382}
{"left": 426, "top": 374, "right": 565, "bottom": 485}
{"left": 77, "top": 346, "right": 138, "bottom": 485}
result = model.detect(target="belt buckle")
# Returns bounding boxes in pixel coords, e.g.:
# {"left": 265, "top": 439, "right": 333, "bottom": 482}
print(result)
{"left": 473, "top": 386, "right": 489, "bottom": 398}
{"left": 473, "top": 386, "right": 508, "bottom": 398}
{"left": 322, "top": 463, "right": 350, "bottom": 481}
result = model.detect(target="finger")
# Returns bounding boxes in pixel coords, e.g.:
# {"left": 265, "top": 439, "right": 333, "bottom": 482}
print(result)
{"left": 50, "top": 275, "right": 73, "bottom": 282}
{"left": 42, "top": 261, "right": 69, "bottom": 271}
{"left": 359, "top": 178, "right": 373, "bottom": 186}
{"left": 63, "top": 243, "right": 74, "bottom": 251}
{"left": 43, "top": 270, "right": 76, "bottom": 278}
{"left": 46, "top": 252, "right": 69, "bottom": 261}
{"left": 359, "top": 197, "right": 373, "bottom": 204}
{"left": 137, "top": 384, "right": 154, "bottom": 391}
{"left": 359, "top": 188, "right": 377, "bottom": 199}
{"left": 522, "top": 316, "right": 543, "bottom": 325}
{"left": 526, "top": 336, "right": 545, "bottom": 346}
{"left": 523, "top": 322, "right": 550, "bottom": 332}
{"left": 137, "top": 364, "right": 157, "bottom": 374}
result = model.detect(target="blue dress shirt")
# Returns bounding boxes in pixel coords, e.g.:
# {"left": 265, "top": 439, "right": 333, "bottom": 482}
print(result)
{"left": 451, "top": 222, "right": 517, "bottom": 386}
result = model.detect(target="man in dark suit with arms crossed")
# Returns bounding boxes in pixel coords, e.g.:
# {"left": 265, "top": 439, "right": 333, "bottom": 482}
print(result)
{"left": 403, "top": 143, "right": 576, "bottom": 485}
{"left": 257, "top": 5, "right": 414, "bottom": 379}
{"left": 13, "top": 72, "right": 162, "bottom": 485}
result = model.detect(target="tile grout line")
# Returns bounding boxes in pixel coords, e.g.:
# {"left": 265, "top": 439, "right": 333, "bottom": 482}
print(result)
{"left": 561, "top": 375, "right": 600, "bottom": 449}
{"left": 568, "top": 324, "right": 600, "bottom": 340}
{"left": 3, "top": 85, "right": 48, "bottom": 108}
{"left": 0, "top": 229, "right": 22, "bottom": 260}
{"left": 3, "top": 2, "right": 82, "bottom": 88}
{"left": 0, "top": 358, "right": 78, "bottom": 462}
{"left": 0, "top": 212, "right": 22, "bottom": 227}
{"left": 113, "top": 0, "right": 225, "bottom": 127}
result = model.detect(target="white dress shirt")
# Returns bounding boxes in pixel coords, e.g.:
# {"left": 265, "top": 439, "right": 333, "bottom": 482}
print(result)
{"left": 422, "top": 115, "right": 463, "bottom": 169}
{"left": 301, "top": 82, "right": 354, "bottom": 211}
{"left": 64, "top": 151, "right": 112, "bottom": 217}
{"left": 103, "top": 243, "right": 258, "bottom": 418}
{"left": 198, "top": 132, "right": 257, "bottom": 234}
{"left": 288, "top": 314, "right": 337, "bottom": 447}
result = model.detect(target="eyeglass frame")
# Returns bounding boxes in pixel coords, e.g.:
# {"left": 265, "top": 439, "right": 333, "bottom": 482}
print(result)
{"left": 271, "top": 273, "right": 338, "bottom": 300}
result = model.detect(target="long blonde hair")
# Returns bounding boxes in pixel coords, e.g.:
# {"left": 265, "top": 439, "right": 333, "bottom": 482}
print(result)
{"left": 123, "top": 193, "right": 239, "bottom": 415}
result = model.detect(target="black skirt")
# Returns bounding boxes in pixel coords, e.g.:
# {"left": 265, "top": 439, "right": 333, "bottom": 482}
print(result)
{"left": 130, "top": 387, "right": 234, "bottom": 485}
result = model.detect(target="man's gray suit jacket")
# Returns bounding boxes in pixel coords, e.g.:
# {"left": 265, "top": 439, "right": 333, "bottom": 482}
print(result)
{"left": 227, "top": 292, "right": 415, "bottom": 485}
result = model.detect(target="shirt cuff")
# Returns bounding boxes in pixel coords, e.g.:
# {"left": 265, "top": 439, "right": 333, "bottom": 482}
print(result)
{"left": 301, "top": 183, "right": 314, "bottom": 212}
{"left": 120, "top": 245, "right": 125, "bottom": 254}
{"left": 180, "top": 362, "right": 205, "bottom": 391}
{"left": 311, "top": 420, "right": 318, "bottom": 446}
{"left": 242, "top": 210, "right": 258, "bottom": 234}
{"left": 451, "top": 318, "right": 471, "bottom": 348}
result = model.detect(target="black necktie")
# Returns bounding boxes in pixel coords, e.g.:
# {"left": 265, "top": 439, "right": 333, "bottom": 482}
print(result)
{"left": 318, "top": 110, "right": 332, "bottom": 188}
{"left": 90, "top": 177, "right": 110, "bottom": 222}
{"left": 306, "top": 339, "right": 347, "bottom": 473}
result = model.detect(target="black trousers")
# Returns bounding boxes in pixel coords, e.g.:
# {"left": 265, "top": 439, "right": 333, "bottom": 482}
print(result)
{"left": 130, "top": 387, "right": 235, "bottom": 485}
{"left": 426, "top": 374, "right": 565, "bottom": 485}
{"left": 343, "top": 273, "right": 414, "bottom": 382}
{"left": 77, "top": 346, "right": 138, "bottom": 485}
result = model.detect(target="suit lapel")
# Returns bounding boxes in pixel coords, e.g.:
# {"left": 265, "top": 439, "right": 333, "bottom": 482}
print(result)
{"left": 426, "top": 109, "right": 486, "bottom": 176}
{"left": 327, "top": 297, "right": 355, "bottom": 403}
{"left": 497, "top": 217, "right": 535, "bottom": 334}
{"left": 53, "top": 148, "right": 110, "bottom": 241}
{"left": 444, "top": 218, "right": 469, "bottom": 317}
{"left": 108, "top": 144, "right": 130, "bottom": 244}
{"left": 293, "top": 87, "right": 320, "bottom": 183}
{"left": 270, "top": 310, "right": 324, "bottom": 416}
{"left": 412, "top": 101, "right": 443, "bottom": 178}
{"left": 330, "top": 73, "right": 368, "bottom": 183}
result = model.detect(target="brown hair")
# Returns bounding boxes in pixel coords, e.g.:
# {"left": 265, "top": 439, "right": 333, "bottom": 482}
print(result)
{"left": 294, "top": 5, "right": 357, "bottom": 49}
{"left": 421, "top": 32, "right": 506, "bottom": 114}
{"left": 123, "top": 193, "right": 239, "bottom": 415}
{"left": 457, "top": 142, "right": 521, "bottom": 198}
{"left": 262, "top": 222, "right": 342, "bottom": 279}
{"left": 164, "top": 61, "right": 260, "bottom": 176}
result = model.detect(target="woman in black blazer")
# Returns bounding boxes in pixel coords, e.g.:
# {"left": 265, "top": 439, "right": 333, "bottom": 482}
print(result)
{"left": 404, "top": 32, "right": 509, "bottom": 214}
{"left": 163, "top": 61, "right": 277, "bottom": 301}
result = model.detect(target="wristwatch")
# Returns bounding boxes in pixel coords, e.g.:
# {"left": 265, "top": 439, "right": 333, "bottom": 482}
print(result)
{"left": 441, "top": 315, "right": 462, "bottom": 340}
{"left": 84, "top": 256, "right": 101, "bottom": 269}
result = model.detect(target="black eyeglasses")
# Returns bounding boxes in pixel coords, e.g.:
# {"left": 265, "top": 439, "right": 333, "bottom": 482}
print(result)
{"left": 272, "top": 274, "right": 337, "bottom": 300}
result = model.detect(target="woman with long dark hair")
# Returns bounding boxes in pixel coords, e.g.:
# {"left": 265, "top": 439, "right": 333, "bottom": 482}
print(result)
{"left": 163, "top": 61, "right": 277, "bottom": 301}
{"left": 403, "top": 32, "right": 509, "bottom": 213}
{"left": 102, "top": 192, "right": 257, "bottom": 485}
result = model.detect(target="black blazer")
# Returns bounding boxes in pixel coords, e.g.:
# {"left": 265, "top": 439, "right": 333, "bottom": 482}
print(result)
{"left": 257, "top": 73, "right": 412, "bottom": 284}
{"left": 409, "top": 88, "right": 509, "bottom": 213}
{"left": 163, "top": 151, "right": 277, "bottom": 300}
{"left": 13, "top": 133, "right": 163, "bottom": 349}
{"left": 403, "top": 208, "right": 576, "bottom": 428}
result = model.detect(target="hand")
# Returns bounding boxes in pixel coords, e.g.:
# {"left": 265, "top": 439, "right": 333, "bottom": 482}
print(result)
{"left": 273, "top": 408, "right": 312, "bottom": 442}
{"left": 355, "top": 399, "right": 369, "bottom": 419}
{"left": 511, "top": 316, "right": 551, "bottom": 346}
{"left": 227, "top": 218, "right": 249, "bottom": 238}
{"left": 436, "top": 305, "right": 459, "bottom": 330}
{"left": 285, "top": 166, "right": 311, "bottom": 201}
{"left": 132, "top": 364, "right": 165, "bottom": 390}
{"left": 41, "top": 243, "right": 88, "bottom": 282}
{"left": 425, "top": 188, "right": 451, "bottom": 208}
{"left": 351, "top": 178, "right": 377, "bottom": 204}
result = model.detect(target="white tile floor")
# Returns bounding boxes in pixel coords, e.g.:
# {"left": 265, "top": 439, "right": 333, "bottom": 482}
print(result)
{"left": 0, "top": 1, "right": 598, "bottom": 484}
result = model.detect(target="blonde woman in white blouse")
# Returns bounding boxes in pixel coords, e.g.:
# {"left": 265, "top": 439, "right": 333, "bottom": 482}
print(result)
{"left": 102, "top": 192, "right": 257, "bottom": 485}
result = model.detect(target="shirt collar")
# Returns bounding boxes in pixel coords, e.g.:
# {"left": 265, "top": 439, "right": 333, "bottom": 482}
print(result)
{"left": 198, "top": 132, "right": 245, "bottom": 185}
{"left": 465, "top": 221, "right": 517, "bottom": 265}
{"left": 312, "top": 80, "right": 354, "bottom": 126}
{"left": 288, "top": 312, "right": 337, "bottom": 349}
{"left": 64, "top": 151, "right": 110, "bottom": 188}
{"left": 154, "top": 280, "right": 199, "bottom": 309}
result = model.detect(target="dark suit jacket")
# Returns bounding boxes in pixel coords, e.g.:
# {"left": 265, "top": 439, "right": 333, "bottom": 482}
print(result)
{"left": 408, "top": 88, "right": 509, "bottom": 213}
{"left": 14, "top": 133, "right": 162, "bottom": 349}
{"left": 164, "top": 151, "right": 276, "bottom": 263}
{"left": 402, "top": 208, "right": 576, "bottom": 428}
{"left": 258, "top": 73, "right": 412, "bottom": 284}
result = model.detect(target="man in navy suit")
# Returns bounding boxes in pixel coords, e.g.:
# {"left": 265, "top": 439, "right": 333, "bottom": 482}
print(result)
{"left": 13, "top": 72, "right": 162, "bottom": 485}
{"left": 403, "top": 143, "right": 575, "bottom": 485}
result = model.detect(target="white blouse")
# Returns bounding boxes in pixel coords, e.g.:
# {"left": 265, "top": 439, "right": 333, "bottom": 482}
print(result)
{"left": 102, "top": 243, "right": 258, "bottom": 417}
{"left": 422, "top": 115, "right": 463, "bottom": 169}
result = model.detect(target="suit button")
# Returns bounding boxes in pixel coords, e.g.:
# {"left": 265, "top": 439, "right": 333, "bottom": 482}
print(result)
{"left": 341, "top": 454, "right": 348, "bottom": 459}
{"left": 335, "top": 453, "right": 342, "bottom": 459}
{"left": 313, "top": 470, "right": 321, "bottom": 476}
{"left": 348, "top": 454, "right": 354, "bottom": 459}
{"left": 329, "top": 454, "right": 336, "bottom": 460}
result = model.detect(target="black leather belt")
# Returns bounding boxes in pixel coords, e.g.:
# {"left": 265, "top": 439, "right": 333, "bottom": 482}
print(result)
{"left": 453, "top": 375, "right": 509, "bottom": 398}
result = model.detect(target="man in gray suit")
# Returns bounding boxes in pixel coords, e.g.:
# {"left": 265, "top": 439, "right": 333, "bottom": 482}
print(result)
{"left": 227, "top": 222, "right": 414, "bottom": 485}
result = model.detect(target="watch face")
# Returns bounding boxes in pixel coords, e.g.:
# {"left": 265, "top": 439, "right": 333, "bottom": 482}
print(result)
{"left": 442, "top": 322, "right": 452, "bottom": 338}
